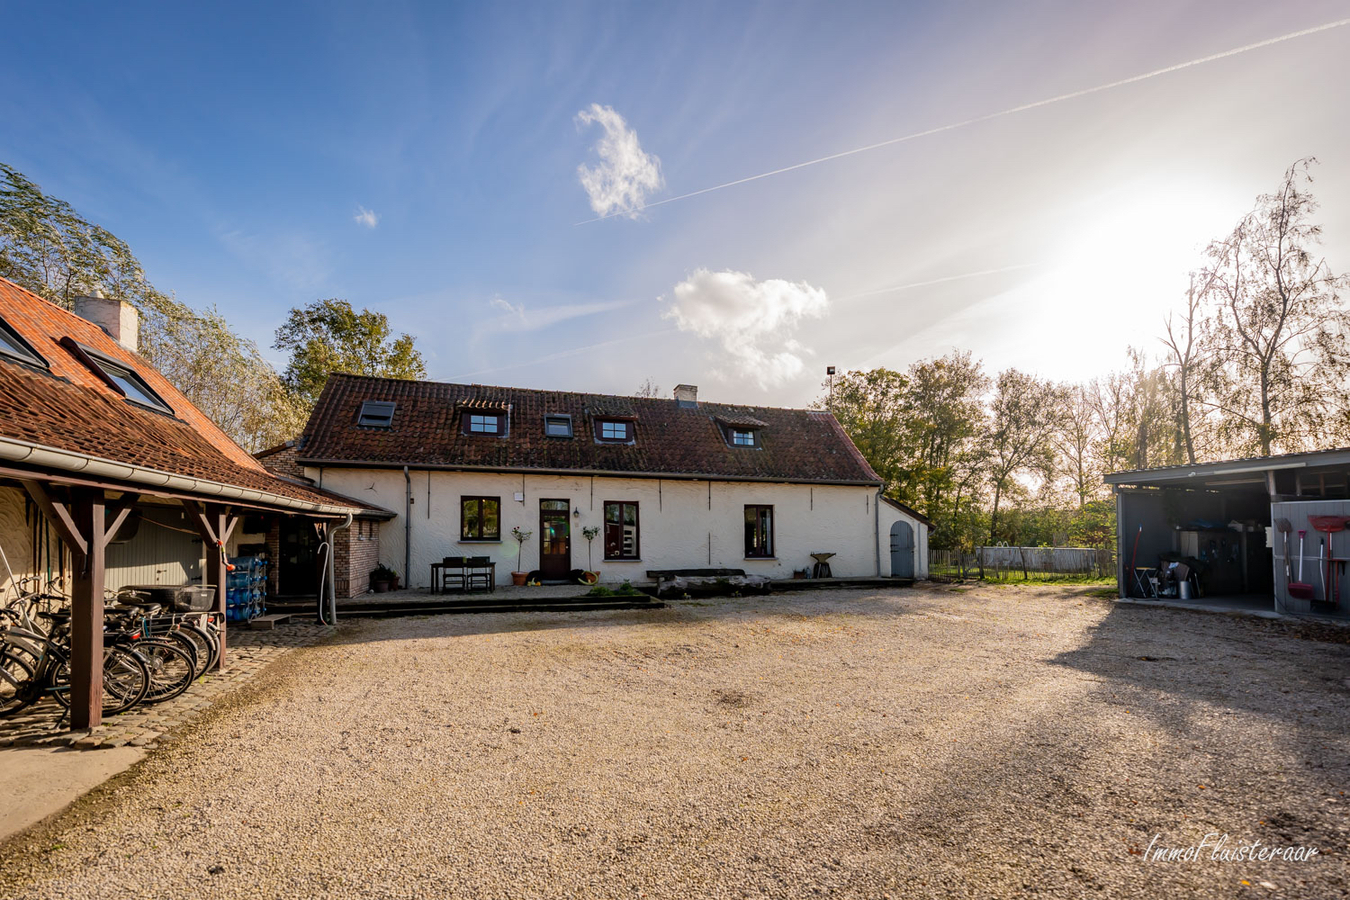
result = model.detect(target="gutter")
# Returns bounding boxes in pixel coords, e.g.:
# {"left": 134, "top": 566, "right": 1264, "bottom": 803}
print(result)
{"left": 296, "top": 458, "right": 883, "bottom": 489}
{"left": 0, "top": 435, "right": 360, "bottom": 516}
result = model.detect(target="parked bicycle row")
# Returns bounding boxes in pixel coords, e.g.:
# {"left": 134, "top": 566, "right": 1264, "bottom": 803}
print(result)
{"left": 0, "top": 582, "right": 224, "bottom": 722}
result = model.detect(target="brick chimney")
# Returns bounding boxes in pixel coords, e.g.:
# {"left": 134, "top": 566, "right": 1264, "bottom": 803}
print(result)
{"left": 674, "top": 384, "right": 698, "bottom": 408}
{"left": 73, "top": 292, "right": 139, "bottom": 352}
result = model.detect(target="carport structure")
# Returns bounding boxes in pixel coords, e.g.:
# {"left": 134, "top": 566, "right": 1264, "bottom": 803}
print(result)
{"left": 0, "top": 277, "right": 364, "bottom": 728}
{"left": 1105, "top": 448, "right": 1350, "bottom": 616}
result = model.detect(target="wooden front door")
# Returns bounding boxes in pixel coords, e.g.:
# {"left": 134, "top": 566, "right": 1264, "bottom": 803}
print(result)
{"left": 539, "top": 500, "right": 571, "bottom": 580}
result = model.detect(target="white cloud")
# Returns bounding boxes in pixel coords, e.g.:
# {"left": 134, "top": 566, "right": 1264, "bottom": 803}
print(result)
{"left": 575, "top": 104, "right": 664, "bottom": 219}
{"left": 663, "top": 269, "right": 829, "bottom": 388}
{"left": 354, "top": 206, "right": 379, "bottom": 228}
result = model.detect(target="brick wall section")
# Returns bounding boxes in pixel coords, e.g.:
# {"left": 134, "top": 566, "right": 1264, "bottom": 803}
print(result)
{"left": 255, "top": 442, "right": 306, "bottom": 480}
{"left": 334, "top": 518, "right": 381, "bottom": 598}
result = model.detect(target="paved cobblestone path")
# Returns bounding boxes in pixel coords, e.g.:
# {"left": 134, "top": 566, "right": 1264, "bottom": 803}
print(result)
{"left": 1, "top": 585, "right": 1347, "bottom": 899}
{"left": 0, "top": 621, "right": 330, "bottom": 750}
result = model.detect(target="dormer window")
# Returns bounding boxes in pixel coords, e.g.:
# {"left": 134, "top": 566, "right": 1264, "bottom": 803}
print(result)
{"left": 716, "top": 415, "right": 767, "bottom": 449}
{"left": 544, "top": 414, "right": 573, "bottom": 438}
{"left": 456, "top": 399, "right": 511, "bottom": 437}
{"left": 596, "top": 419, "right": 631, "bottom": 442}
{"left": 61, "top": 338, "right": 172, "bottom": 414}
{"left": 357, "top": 400, "right": 396, "bottom": 428}
{"left": 0, "top": 315, "right": 48, "bottom": 369}
{"left": 468, "top": 413, "right": 501, "bottom": 434}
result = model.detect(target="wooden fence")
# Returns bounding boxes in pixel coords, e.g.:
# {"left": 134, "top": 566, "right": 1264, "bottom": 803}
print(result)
{"left": 929, "top": 547, "right": 1114, "bottom": 581}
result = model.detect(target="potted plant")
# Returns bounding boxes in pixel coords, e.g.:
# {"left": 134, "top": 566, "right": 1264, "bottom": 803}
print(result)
{"left": 510, "top": 527, "right": 532, "bottom": 586}
{"left": 581, "top": 525, "right": 601, "bottom": 581}
{"left": 370, "top": 563, "right": 397, "bottom": 593}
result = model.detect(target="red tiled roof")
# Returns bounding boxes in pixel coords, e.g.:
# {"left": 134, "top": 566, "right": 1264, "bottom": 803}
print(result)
{"left": 299, "top": 373, "right": 883, "bottom": 485}
{"left": 0, "top": 277, "right": 361, "bottom": 512}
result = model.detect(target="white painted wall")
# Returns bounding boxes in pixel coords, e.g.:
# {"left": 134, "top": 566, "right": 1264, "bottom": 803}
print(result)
{"left": 308, "top": 468, "right": 927, "bottom": 589}
{"left": 878, "top": 500, "right": 929, "bottom": 578}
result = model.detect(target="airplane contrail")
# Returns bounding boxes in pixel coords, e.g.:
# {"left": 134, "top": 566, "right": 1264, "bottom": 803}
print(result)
{"left": 576, "top": 17, "right": 1350, "bottom": 225}
{"left": 837, "top": 264, "right": 1036, "bottom": 301}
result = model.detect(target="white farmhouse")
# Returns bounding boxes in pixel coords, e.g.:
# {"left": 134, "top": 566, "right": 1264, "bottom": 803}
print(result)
{"left": 279, "top": 375, "right": 928, "bottom": 593}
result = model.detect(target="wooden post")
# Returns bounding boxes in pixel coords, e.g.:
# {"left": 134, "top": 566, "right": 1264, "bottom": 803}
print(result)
{"left": 183, "top": 501, "right": 238, "bottom": 673}
{"left": 23, "top": 481, "right": 106, "bottom": 730}
{"left": 69, "top": 491, "right": 106, "bottom": 729}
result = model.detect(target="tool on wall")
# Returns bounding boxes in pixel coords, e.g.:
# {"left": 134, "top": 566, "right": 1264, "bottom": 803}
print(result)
{"left": 1319, "top": 538, "right": 1326, "bottom": 600}
{"left": 1289, "top": 529, "right": 1315, "bottom": 601}
{"left": 1309, "top": 515, "right": 1350, "bottom": 606}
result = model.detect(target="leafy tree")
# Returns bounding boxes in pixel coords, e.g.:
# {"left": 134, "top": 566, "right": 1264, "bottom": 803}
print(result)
{"left": 0, "top": 163, "right": 158, "bottom": 308}
{"left": 275, "top": 299, "right": 426, "bottom": 406}
{"left": 0, "top": 162, "right": 301, "bottom": 452}
{"left": 984, "top": 369, "right": 1062, "bottom": 545}
{"left": 900, "top": 351, "right": 988, "bottom": 519}
{"left": 816, "top": 367, "right": 912, "bottom": 495}
{"left": 1196, "top": 158, "right": 1350, "bottom": 456}
{"left": 1054, "top": 383, "right": 1101, "bottom": 507}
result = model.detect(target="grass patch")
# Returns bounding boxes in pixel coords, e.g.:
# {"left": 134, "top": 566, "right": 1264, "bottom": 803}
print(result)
{"left": 982, "top": 574, "right": 1116, "bottom": 587}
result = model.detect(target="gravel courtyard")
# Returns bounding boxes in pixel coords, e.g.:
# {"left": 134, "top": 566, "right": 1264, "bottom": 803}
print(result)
{"left": 2, "top": 583, "right": 1347, "bottom": 899}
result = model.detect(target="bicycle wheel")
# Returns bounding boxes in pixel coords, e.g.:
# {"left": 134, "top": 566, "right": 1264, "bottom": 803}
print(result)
{"left": 54, "top": 645, "right": 152, "bottom": 715}
{"left": 136, "top": 639, "right": 195, "bottom": 704}
{"left": 0, "top": 646, "right": 38, "bottom": 717}
{"left": 162, "top": 629, "right": 201, "bottom": 679}
{"left": 177, "top": 621, "right": 216, "bottom": 677}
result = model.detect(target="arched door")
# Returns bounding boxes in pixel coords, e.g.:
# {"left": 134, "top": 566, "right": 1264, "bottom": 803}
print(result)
{"left": 890, "top": 521, "right": 915, "bottom": 578}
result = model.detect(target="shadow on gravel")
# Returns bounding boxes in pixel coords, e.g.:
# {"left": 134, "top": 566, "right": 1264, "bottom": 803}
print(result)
{"left": 1050, "top": 600, "right": 1350, "bottom": 736}
{"left": 317, "top": 588, "right": 921, "bottom": 646}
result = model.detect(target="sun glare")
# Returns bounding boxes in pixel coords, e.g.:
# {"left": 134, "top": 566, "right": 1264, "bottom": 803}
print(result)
{"left": 1003, "top": 184, "right": 1246, "bottom": 381}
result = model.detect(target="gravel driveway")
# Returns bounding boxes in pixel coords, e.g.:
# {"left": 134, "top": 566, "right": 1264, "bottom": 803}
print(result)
{"left": 1, "top": 583, "right": 1347, "bottom": 899}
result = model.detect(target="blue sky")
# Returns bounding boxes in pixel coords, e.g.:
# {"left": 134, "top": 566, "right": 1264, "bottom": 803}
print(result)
{"left": 4, "top": 0, "right": 1349, "bottom": 406}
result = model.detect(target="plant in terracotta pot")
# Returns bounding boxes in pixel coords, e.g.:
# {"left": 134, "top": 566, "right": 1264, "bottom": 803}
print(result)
{"left": 370, "top": 563, "right": 397, "bottom": 593}
{"left": 510, "top": 527, "right": 532, "bottom": 586}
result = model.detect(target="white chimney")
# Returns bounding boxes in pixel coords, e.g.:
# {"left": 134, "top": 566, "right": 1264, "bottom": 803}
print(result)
{"left": 674, "top": 384, "right": 698, "bottom": 408}
{"left": 73, "top": 293, "right": 139, "bottom": 352}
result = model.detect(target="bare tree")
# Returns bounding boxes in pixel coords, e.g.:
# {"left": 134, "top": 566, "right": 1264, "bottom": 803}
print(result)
{"left": 635, "top": 378, "right": 662, "bottom": 398}
{"left": 1160, "top": 274, "right": 1212, "bottom": 464}
{"left": 1197, "top": 158, "right": 1350, "bottom": 456}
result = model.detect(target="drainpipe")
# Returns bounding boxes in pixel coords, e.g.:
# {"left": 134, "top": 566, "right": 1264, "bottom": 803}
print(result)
{"left": 874, "top": 488, "right": 882, "bottom": 576}
{"left": 403, "top": 466, "right": 412, "bottom": 588}
{"left": 317, "top": 513, "right": 352, "bottom": 624}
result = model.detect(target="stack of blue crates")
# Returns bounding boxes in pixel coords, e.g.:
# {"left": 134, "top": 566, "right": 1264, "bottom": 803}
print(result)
{"left": 226, "top": 556, "right": 268, "bottom": 622}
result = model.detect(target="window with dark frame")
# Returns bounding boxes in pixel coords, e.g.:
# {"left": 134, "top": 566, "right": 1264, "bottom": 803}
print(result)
{"left": 467, "top": 413, "right": 501, "bottom": 434}
{"left": 544, "top": 414, "right": 573, "bottom": 438}
{"left": 596, "top": 419, "right": 630, "bottom": 442}
{"left": 61, "top": 339, "right": 172, "bottom": 414}
{"left": 357, "top": 400, "right": 396, "bottom": 427}
{"left": 0, "top": 316, "right": 48, "bottom": 369}
{"left": 604, "top": 501, "right": 640, "bottom": 560}
{"left": 744, "top": 505, "right": 774, "bottom": 558}
{"left": 731, "top": 428, "right": 756, "bottom": 446}
{"left": 460, "top": 496, "right": 501, "bottom": 541}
